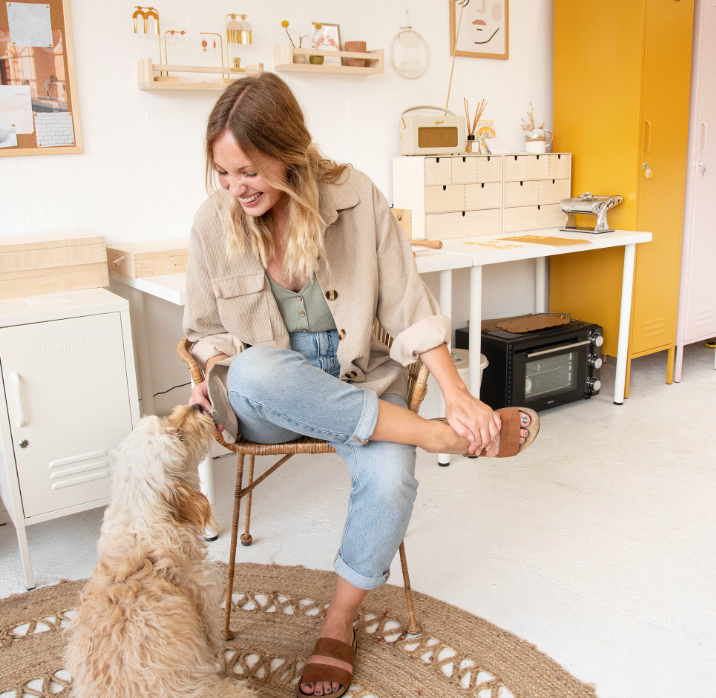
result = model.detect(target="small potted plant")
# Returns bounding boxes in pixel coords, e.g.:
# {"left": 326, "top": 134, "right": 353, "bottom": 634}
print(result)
{"left": 521, "top": 104, "right": 553, "bottom": 153}
{"left": 281, "top": 21, "right": 324, "bottom": 64}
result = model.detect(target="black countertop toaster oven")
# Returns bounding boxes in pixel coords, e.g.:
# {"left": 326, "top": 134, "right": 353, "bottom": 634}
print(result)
{"left": 455, "top": 319, "right": 604, "bottom": 412}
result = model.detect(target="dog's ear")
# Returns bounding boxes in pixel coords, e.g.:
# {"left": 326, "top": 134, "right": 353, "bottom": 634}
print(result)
{"left": 169, "top": 483, "right": 217, "bottom": 531}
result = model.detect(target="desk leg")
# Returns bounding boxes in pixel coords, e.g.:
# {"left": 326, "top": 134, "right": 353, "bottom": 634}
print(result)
{"left": 438, "top": 270, "right": 452, "bottom": 467}
{"left": 469, "top": 266, "right": 483, "bottom": 397}
{"left": 614, "top": 244, "right": 636, "bottom": 404}
{"left": 535, "top": 257, "right": 548, "bottom": 313}
{"left": 129, "top": 288, "right": 156, "bottom": 416}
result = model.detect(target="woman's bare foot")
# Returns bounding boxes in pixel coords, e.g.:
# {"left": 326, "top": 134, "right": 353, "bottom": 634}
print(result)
{"left": 299, "top": 577, "right": 365, "bottom": 696}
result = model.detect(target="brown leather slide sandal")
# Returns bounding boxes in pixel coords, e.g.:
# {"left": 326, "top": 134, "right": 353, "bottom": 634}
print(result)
{"left": 297, "top": 630, "right": 357, "bottom": 698}
{"left": 480, "top": 407, "right": 540, "bottom": 457}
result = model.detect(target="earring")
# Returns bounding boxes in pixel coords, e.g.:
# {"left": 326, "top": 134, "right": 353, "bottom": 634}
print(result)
{"left": 201, "top": 39, "right": 207, "bottom": 51}
{"left": 167, "top": 30, "right": 178, "bottom": 45}
{"left": 179, "top": 30, "right": 188, "bottom": 45}
{"left": 213, "top": 39, "right": 217, "bottom": 53}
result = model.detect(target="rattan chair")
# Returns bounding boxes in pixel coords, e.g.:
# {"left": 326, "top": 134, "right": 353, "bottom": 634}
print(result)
{"left": 178, "top": 322, "right": 430, "bottom": 640}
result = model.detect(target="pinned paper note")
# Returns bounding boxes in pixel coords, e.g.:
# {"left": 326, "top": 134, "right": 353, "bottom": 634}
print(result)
{"left": 7, "top": 2, "right": 54, "bottom": 47}
{"left": 0, "top": 85, "right": 33, "bottom": 134}
{"left": 0, "top": 125, "right": 18, "bottom": 148}
{"left": 34, "top": 111, "right": 75, "bottom": 146}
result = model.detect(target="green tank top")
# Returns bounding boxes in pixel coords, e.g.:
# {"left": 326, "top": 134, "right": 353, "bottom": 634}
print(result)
{"left": 266, "top": 273, "right": 337, "bottom": 334}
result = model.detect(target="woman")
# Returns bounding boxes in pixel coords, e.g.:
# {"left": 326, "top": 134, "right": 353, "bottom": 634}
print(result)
{"left": 185, "top": 73, "right": 537, "bottom": 697}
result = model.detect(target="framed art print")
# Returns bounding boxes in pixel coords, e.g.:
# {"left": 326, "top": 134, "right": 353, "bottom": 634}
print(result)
{"left": 450, "top": 0, "right": 509, "bottom": 60}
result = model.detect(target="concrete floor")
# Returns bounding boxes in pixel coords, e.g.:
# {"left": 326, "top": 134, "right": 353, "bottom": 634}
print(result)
{"left": 1, "top": 343, "right": 714, "bottom": 698}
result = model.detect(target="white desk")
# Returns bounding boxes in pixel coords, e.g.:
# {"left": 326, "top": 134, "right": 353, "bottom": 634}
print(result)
{"left": 436, "top": 228, "right": 653, "bottom": 404}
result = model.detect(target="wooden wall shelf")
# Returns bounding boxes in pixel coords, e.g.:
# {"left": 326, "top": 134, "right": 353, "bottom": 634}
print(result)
{"left": 137, "top": 58, "right": 263, "bottom": 91}
{"left": 274, "top": 43, "right": 384, "bottom": 75}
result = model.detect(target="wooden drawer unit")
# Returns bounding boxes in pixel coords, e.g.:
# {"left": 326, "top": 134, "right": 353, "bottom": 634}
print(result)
{"left": 426, "top": 209, "right": 501, "bottom": 239}
{"left": 539, "top": 178, "right": 571, "bottom": 205}
{"left": 425, "top": 184, "right": 465, "bottom": 213}
{"left": 424, "top": 156, "right": 452, "bottom": 185}
{"left": 450, "top": 154, "right": 502, "bottom": 183}
{"left": 504, "top": 153, "right": 571, "bottom": 182}
{"left": 466, "top": 182, "right": 502, "bottom": 210}
{"left": 505, "top": 180, "right": 540, "bottom": 207}
{"left": 393, "top": 153, "right": 570, "bottom": 240}
{"left": 504, "top": 204, "right": 564, "bottom": 233}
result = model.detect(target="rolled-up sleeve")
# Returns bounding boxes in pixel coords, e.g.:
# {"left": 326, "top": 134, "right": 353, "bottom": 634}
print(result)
{"left": 373, "top": 184, "right": 450, "bottom": 365}
{"left": 183, "top": 219, "right": 244, "bottom": 370}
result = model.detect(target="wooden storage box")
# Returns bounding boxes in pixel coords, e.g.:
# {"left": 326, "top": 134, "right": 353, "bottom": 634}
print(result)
{"left": 106, "top": 239, "right": 189, "bottom": 278}
{"left": 0, "top": 231, "right": 108, "bottom": 300}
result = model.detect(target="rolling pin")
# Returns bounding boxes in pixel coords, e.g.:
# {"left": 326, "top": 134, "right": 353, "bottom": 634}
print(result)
{"left": 409, "top": 239, "right": 443, "bottom": 249}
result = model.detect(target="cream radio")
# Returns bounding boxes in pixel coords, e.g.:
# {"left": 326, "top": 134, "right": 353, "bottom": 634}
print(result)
{"left": 399, "top": 106, "right": 466, "bottom": 156}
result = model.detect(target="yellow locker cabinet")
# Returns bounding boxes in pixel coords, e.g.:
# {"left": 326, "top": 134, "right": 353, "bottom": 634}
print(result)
{"left": 550, "top": 0, "right": 694, "bottom": 396}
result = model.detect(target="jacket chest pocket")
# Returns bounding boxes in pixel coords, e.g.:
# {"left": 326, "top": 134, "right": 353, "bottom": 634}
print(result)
{"left": 213, "top": 272, "right": 273, "bottom": 344}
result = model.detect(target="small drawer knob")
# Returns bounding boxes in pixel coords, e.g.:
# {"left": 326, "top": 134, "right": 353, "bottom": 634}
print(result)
{"left": 19, "top": 440, "right": 29, "bottom": 449}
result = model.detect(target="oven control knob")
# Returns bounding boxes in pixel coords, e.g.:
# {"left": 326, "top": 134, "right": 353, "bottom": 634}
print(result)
{"left": 589, "top": 356, "right": 603, "bottom": 370}
{"left": 590, "top": 333, "right": 604, "bottom": 348}
{"left": 587, "top": 378, "right": 601, "bottom": 394}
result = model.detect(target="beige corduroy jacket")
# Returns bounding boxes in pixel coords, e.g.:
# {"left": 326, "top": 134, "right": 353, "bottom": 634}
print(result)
{"left": 183, "top": 168, "right": 450, "bottom": 443}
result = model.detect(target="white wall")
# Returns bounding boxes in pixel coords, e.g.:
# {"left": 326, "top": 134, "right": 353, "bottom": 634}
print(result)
{"left": 2, "top": 0, "right": 554, "bottom": 409}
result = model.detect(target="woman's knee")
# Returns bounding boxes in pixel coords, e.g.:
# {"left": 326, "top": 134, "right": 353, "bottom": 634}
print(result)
{"left": 227, "top": 345, "right": 294, "bottom": 399}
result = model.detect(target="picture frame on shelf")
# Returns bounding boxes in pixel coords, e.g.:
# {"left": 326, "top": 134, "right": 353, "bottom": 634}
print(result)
{"left": 312, "top": 22, "right": 342, "bottom": 65}
{"left": 450, "top": 0, "right": 509, "bottom": 61}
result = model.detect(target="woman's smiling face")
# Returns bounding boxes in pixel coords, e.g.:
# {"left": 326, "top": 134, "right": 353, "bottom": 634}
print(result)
{"left": 212, "top": 131, "right": 287, "bottom": 217}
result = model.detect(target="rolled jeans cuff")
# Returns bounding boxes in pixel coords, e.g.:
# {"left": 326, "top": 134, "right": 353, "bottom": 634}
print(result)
{"left": 334, "top": 553, "right": 389, "bottom": 591}
{"left": 349, "top": 388, "right": 380, "bottom": 445}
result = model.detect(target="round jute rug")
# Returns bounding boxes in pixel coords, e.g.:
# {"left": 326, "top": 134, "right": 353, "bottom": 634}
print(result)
{"left": 0, "top": 562, "right": 597, "bottom": 698}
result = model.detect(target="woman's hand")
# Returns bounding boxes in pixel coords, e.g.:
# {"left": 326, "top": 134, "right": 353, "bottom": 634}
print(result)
{"left": 444, "top": 385, "right": 500, "bottom": 456}
{"left": 189, "top": 350, "right": 229, "bottom": 432}
{"left": 419, "top": 343, "right": 500, "bottom": 456}
{"left": 188, "top": 381, "right": 223, "bottom": 432}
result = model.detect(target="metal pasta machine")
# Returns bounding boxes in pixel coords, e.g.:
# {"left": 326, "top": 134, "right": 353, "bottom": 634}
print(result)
{"left": 560, "top": 192, "right": 623, "bottom": 233}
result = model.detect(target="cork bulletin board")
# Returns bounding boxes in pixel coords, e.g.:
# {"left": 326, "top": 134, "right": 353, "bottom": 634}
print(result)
{"left": 0, "top": 0, "right": 82, "bottom": 156}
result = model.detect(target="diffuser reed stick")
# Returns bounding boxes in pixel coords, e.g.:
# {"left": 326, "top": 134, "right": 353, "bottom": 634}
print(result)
{"left": 464, "top": 98, "right": 488, "bottom": 152}
{"left": 445, "top": 1, "right": 466, "bottom": 114}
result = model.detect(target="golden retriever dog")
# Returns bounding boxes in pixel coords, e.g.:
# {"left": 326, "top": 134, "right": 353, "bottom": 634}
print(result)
{"left": 66, "top": 404, "right": 253, "bottom": 698}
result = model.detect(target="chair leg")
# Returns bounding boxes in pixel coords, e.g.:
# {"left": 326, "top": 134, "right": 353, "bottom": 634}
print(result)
{"left": 223, "top": 453, "right": 245, "bottom": 641}
{"left": 241, "top": 454, "right": 255, "bottom": 546}
{"left": 398, "top": 541, "right": 421, "bottom": 635}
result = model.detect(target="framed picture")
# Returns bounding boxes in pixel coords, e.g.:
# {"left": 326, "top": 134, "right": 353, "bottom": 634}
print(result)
{"left": 312, "top": 22, "right": 342, "bottom": 66}
{"left": 449, "top": 0, "right": 509, "bottom": 61}
{"left": 0, "top": 0, "right": 82, "bottom": 157}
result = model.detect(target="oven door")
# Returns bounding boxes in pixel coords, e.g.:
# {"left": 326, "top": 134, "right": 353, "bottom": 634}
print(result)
{"left": 512, "top": 339, "right": 590, "bottom": 411}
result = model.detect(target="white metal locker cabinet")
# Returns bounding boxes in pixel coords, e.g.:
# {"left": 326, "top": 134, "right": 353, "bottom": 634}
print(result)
{"left": 675, "top": 0, "right": 716, "bottom": 380}
{"left": 0, "top": 313, "right": 133, "bottom": 517}
{"left": 0, "top": 288, "right": 140, "bottom": 589}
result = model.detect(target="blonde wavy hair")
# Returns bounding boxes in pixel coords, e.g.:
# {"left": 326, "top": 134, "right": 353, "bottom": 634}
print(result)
{"left": 205, "top": 73, "right": 350, "bottom": 281}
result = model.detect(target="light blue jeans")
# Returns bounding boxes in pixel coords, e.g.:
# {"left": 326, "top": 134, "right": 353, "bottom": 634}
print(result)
{"left": 227, "top": 329, "right": 418, "bottom": 590}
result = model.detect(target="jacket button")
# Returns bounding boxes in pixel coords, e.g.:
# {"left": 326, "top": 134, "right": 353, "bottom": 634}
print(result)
{"left": 300, "top": 311, "right": 306, "bottom": 317}
{"left": 338, "top": 329, "right": 346, "bottom": 340}
{"left": 326, "top": 289, "right": 338, "bottom": 301}
{"left": 302, "top": 329, "right": 308, "bottom": 333}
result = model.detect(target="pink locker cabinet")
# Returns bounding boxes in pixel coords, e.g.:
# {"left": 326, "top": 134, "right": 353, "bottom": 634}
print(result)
{"left": 0, "top": 289, "right": 140, "bottom": 589}
{"left": 675, "top": 0, "right": 716, "bottom": 380}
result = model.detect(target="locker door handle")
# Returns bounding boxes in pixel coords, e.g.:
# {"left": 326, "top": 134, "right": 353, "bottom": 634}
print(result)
{"left": 643, "top": 119, "right": 652, "bottom": 155}
{"left": 11, "top": 373, "right": 27, "bottom": 428}
{"left": 699, "top": 122, "right": 708, "bottom": 154}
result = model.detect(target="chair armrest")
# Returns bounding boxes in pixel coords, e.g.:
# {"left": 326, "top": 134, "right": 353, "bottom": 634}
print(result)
{"left": 407, "top": 362, "right": 430, "bottom": 414}
{"left": 177, "top": 338, "right": 205, "bottom": 386}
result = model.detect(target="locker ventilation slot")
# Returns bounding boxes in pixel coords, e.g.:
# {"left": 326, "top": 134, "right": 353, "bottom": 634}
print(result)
{"left": 695, "top": 307, "right": 714, "bottom": 327}
{"left": 49, "top": 450, "right": 107, "bottom": 469}
{"left": 51, "top": 471, "right": 110, "bottom": 490}
{"left": 50, "top": 459, "right": 109, "bottom": 479}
